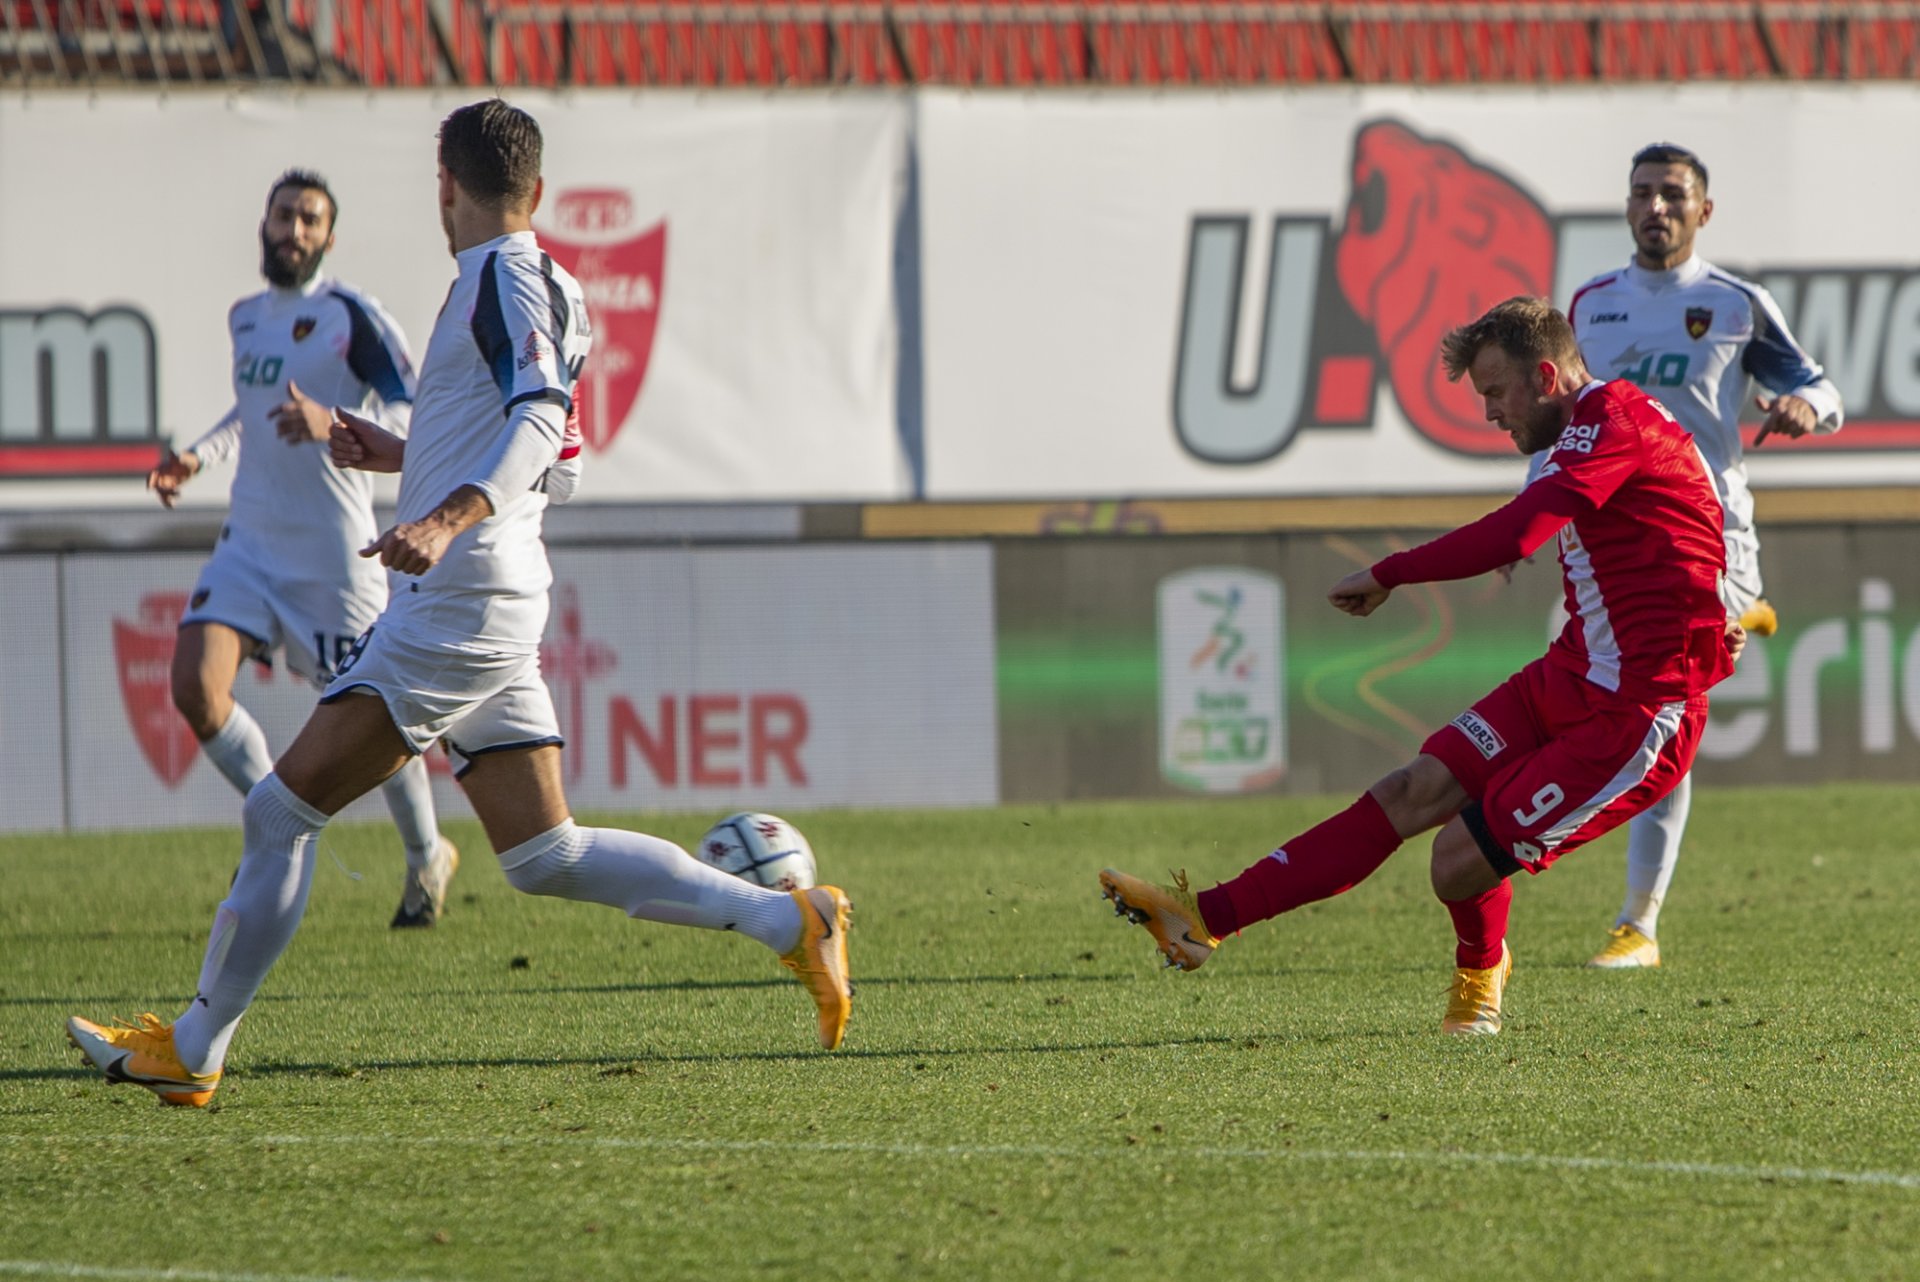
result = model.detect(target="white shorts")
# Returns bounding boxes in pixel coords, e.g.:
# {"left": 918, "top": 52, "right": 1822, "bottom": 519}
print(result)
{"left": 1720, "top": 527, "right": 1763, "bottom": 619}
{"left": 319, "top": 624, "right": 562, "bottom": 775}
{"left": 181, "top": 537, "right": 385, "bottom": 688}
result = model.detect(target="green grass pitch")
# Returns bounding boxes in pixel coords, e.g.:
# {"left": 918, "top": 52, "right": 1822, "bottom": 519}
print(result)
{"left": 3, "top": 785, "right": 1918, "bottom": 1281}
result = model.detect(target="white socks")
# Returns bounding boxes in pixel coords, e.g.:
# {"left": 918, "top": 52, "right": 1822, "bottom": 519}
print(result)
{"left": 378, "top": 756, "right": 440, "bottom": 872}
{"left": 204, "top": 705, "right": 437, "bottom": 871}
{"left": 1620, "top": 770, "right": 1692, "bottom": 939}
{"left": 172, "top": 773, "right": 328, "bottom": 1075}
{"left": 200, "top": 703, "right": 274, "bottom": 795}
{"left": 497, "top": 820, "right": 802, "bottom": 954}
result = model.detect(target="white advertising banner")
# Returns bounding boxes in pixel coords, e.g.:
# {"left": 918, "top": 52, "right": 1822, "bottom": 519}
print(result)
{"left": 918, "top": 85, "right": 1920, "bottom": 498}
{"left": 21, "top": 543, "right": 995, "bottom": 833}
{"left": 535, "top": 544, "right": 997, "bottom": 812}
{"left": 0, "top": 91, "right": 911, "bottom": 506}
{"left": 57, "top": 552, "right": 397, "bottom": 831}
{"left": 0, "top": 558, "right": 66, "bottom": 831}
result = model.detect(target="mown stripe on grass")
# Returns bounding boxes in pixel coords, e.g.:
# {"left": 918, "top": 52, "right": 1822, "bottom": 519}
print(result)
{"left": 8, "top": 1133, "right": 1918, "bottom": 1192}
{"left": 0, "top": 1261, "right": 455, "bottom": 1282}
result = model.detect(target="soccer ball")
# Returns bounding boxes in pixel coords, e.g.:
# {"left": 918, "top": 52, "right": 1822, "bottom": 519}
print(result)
{"left": 695, "top": 812, "right": 816, "bottom": 891}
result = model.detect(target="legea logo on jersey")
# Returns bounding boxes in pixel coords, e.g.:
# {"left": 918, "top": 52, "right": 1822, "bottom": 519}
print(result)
{"left": 113, "top": 592, "right": 198, "bottom": 787}
{"left": 0, "top": 306, "right": 162, "bottom": 477}
{"left": 1156, "top": 568, "right": 1286, "bottom": 794}
{"left": 1174, "top": 117, "right": 1920, "bottom": 461}
{"left": 538, "top": 189, "right": 666, "bottom": 454}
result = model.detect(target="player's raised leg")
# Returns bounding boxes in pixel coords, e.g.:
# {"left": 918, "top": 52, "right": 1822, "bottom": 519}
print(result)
{"left": 171, "top": 620, "right": 274, "bottom": 795}
{"left": 67, "top": 691, "right": 412, "bottom": 1105}
{"left": 1101, "top": 755, "right": 1462, "bottom": 969}
{"left": 459, "top": 745, "right": 853, "bottom": 1050}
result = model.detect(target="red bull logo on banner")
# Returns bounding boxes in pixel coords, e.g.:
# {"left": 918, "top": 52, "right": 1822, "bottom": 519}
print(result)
{"left": 539, "top": 189, "right": 666, "bottom": 454}
{"left": 1175, "top": 118, "right": 1920, "bottom": 463}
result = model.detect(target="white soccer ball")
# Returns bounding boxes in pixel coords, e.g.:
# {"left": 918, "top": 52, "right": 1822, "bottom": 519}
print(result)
{"left": 695, "top": 812, "right": 816, "bottom": 891}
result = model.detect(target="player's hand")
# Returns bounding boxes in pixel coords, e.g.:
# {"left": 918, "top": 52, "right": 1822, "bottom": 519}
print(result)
{"left": 360, "top": 517, "right": 456, "bottom": 576}
{"left": 146, "top": 448, "right": 200, "bottom": 508}
{"left": 330, "top": 406, "right": 406, "bottom": 473}
{"left": 1753, "top": 393, "right": 1818, "bottom": 447}
{"left": 1725, "top": 618, "right": 1748, "bottom": 664}
{"left": 272, "top": 379, "right": 333, "bottom": 444}
{"left": 1329, "top": 568, "right": 1391, "bottom": 617}
{"left": 1493, "top": 553, "right": 1534, "bottom": 585}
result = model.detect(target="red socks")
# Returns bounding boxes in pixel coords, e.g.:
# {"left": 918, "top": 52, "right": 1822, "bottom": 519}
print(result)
{"left": 1443, "top": 880, "right": 1512, "bottom": 970}
{"left": 1196, "top": 792, "right": 1405, "bottom": 939}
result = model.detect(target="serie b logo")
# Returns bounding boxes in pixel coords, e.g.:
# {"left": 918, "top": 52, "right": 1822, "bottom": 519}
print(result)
{"left": 539, "top": 189, "right": 667, "bottom": 454}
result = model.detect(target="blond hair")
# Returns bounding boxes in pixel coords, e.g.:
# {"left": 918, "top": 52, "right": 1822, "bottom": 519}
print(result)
{"left": 1440, "top": 297, "right": 1585, "bottom": 383}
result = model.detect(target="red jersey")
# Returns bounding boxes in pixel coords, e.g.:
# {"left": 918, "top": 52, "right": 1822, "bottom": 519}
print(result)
{"left": 1374, "top": 380, "right": 1732, "bottom": 701}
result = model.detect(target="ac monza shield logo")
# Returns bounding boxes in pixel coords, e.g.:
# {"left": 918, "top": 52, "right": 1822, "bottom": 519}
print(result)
{"left": 539, "top": 189, "right": 667, "bottom": 454}
{"left": 113, "top": 591, "right": 197, "bottom": 787}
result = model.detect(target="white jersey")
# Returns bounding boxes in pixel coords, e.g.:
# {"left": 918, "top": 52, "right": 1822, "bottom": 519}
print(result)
{"left": 185, "top": 275, "right": 416, "bottom": 578}
{"left": 382, "top": 231, "right": 591, "bottom": 654}
{"left": 1568, "top": 256, "right": 1844, "bottom": 549}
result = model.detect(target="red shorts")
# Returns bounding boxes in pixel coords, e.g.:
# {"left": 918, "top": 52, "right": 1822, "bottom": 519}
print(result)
{"left": 1420, "top": 657, "right": 1707, "bottom": 875}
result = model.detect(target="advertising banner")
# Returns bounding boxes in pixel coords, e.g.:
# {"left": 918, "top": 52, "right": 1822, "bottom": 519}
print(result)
{"left": 920, "top": 86, "right": 1920, "bottom": 499}
{"left": 20, "top": 543, "right": 995, "bottom": 833}
{"left": 0, "top": 557, "right": 67, "bottom": 831}
{"left": 0, "top": 92, "right": 911, "bottom": 507}
{"left": 995, "top": 526, "right": 1920, "bottom": 801}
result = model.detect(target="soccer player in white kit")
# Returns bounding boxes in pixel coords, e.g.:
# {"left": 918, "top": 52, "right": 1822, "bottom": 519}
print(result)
{"left": 1567, "top": 142, "right": 1844, "bottom": 968}
{"left": 148, "top": 170, "right": 459, "bottom": 928}
{"left": 69, "top": 101, "right": 853, "bottom": 1107}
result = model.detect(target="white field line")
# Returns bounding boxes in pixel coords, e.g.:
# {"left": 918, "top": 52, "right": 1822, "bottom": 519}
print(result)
{"left": 4, "top": 1131, "right": 1918, "bottom": 1191}
{"left": 0, "top": 1263, "right": 453, "bottom": 1282}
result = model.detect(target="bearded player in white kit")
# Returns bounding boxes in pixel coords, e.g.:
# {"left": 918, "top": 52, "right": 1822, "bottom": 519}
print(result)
{"left": 1567, "top": 142, "right": 1844, "bottom": 968}
{"left": 148, "top": 169, "right": 459, "bottom": 928}
{"left": 70, "top": 99, "right": 853, "bottom": 1106}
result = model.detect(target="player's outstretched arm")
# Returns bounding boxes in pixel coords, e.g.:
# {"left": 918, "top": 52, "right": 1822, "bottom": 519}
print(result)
{"left": 330, "top": 407, "right": 407, "bottom": 474}
{"left": 146, "top": 448, "right": 201, "bottom": 509}
{"left": 1329, "top": 569, "right": 1391, "bottom": 617}
{"left": 360, "top": 484, "right": 494, "bottom": 576}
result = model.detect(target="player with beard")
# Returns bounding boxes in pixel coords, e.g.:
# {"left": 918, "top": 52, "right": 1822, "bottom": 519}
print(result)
{"left": 147, "top": 169, "right": 460, "bottom": 928}
{"left": 1566, "top": 143, "right": 1844, "bottom": 969}
{"left": 1099, "top": 297, "right": 1743, "bottom": 1036}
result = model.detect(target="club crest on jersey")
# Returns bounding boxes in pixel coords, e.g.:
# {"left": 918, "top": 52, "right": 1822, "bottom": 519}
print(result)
{"left": 538, "top": 188, "right": 667, "bottom": 454}
{"left": 292, "top": 316, "right": 316, "bottom": 342}
{"left": 1685, "top": 307, "right": 1713, "bottom": 340}
{"left": 114, "top": 592, "right": 199, "bottom": 787}
{"left": 517, "top": 330, "right": 551, "bottom": 371}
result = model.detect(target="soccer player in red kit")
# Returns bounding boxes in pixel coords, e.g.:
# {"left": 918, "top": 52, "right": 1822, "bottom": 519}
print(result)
{"left": 1100, "top": 296, "right": 1745, "bottom": 1035}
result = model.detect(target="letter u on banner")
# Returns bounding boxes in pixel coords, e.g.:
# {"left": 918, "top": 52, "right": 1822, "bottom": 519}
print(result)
{"left": 1173, "top": 217, "right": 1322, "bottom": 464}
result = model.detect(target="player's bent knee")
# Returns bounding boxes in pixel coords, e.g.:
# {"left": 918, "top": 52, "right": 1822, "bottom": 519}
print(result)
{"left": 497, "top": 821, "right": 581, "bottom": 898}
{"left": 1370, "top": 754, "right": 1468, "bottom": 836}
{"left": 169, "top": 670, "right": 221, "bottom": 737}
{"left": 1430, "top": 817, "right": 1505, "bottom": 900}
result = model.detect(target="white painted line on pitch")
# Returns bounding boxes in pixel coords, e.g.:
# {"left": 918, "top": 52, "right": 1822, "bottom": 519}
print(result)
{"left": 0, "top": 1262, "right": 458, "bottom": 1282}
{"left": 6, "top": 1131, "right": 1918, "bottom": 1191}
